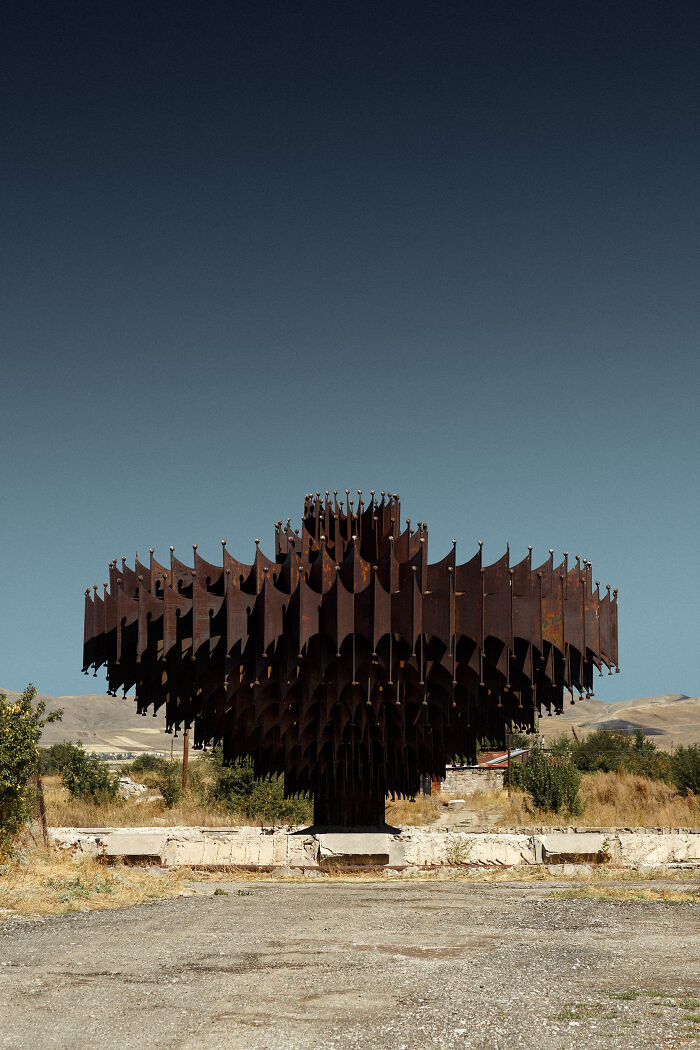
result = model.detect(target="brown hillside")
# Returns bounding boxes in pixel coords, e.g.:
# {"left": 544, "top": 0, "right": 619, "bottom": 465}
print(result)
{"left": 550, "top": 693, "right": 700, "bottom": 750}
{"left": 4, "top": 686, "right": 699, "bottom": 755}
{"left": 1, "top": 687, "right": 182, "bottom": 756}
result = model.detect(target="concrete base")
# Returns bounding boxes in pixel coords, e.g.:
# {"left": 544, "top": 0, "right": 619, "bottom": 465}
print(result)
{"left": 47, "top": 825, "right": 700, "bottom": 871}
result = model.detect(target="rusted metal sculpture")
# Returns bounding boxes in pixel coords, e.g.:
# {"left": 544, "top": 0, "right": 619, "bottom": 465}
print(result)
{"left": 82, "top": 492, "right": 619, "bottom": 826}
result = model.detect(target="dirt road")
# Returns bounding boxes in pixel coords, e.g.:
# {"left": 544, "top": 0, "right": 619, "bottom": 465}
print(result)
{"left": 1, "top": 880, "right": 699, "bottom": 1049}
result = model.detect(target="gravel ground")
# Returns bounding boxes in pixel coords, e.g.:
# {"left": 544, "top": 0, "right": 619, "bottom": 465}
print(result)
{"left": 1, "top": 880, "right": 699, "bottom": 1050}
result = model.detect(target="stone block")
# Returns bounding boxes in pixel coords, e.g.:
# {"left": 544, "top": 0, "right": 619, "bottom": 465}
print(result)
{"left": 539, "top": 832, "right": 607, "bottom": 863}
{"left": 101, "top": 829, "right": 168, "bottom": 860}
{"left": 317, "top": 832, "right": 398, "bottom": 866}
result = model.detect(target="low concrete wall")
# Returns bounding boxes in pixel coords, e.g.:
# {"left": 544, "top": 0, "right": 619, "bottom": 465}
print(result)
{"left": 48, "top": 826, "right": 700, "bottom": 871}
{"left": 441, "top": 767, "right": 504, "bottom": 795}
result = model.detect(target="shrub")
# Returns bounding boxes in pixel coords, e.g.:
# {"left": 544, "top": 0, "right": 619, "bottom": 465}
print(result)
{"left": 672, "top": 746, "right": 700, "bottom": 796}
{"left": 1, "top": 684, "right": 62, "bottom": 853}
{"left": 38, "top": 741, "right": 81, "bottom": 776}
{"left": 156, "top": 763, "right": 183, "bottom": 809}
{"left": 129, "top": 754, "right": 169, "bottom": 774}
{"left": 60, "top": 743, "right": 119, "bottom": 804}
{"left": 512, "top": 745, "right": 583, "bottom": 816}
{"left": 122, "top": 753, "right": 170, "bottom": 790}
{"left": 208, "top": 756, "right": 312, "bottom": 824}
{"left": 566, "top": 728, "right": 673, "bottom": 782}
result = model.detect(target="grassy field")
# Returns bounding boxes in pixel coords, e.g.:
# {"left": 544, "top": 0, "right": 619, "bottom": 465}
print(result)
{"left": 0, "top": 847, "right": 191, "bottom": 920}
{"left": 37, "top": 765, "right": 700, "bottom": 829}
{"left": 40, "top": 772, "right": 450, "bottom": 827}
{"left": 41, "top": 774, "right": 257, "bottom": 828}
{"left": 495, "top": 770, "right": 700, "bottom": 828}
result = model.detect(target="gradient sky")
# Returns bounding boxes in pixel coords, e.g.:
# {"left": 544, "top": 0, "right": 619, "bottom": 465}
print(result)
{"left": 1, "top": 2, "right": 698, "bottom": 703}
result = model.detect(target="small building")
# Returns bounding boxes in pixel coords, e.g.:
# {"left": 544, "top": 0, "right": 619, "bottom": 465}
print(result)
{"left": 439, "top": 748, "right": 531, "bottom": 795}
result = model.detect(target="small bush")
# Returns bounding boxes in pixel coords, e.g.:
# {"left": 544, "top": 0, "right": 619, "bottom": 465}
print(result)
{"left": 122, "top": 753, "right": 171, "bottom": 790}
{"left": 61, "top": 744, "right": 119, "bottom": 804}
{"left": 208, "top": 756, "right": 312, "bottom": 824}
{"left": 512, "top": 745, "right": 583, "bottom": 816}
{"left": 672, "top": 746, "right": 700, "bottom": 796}
{"left": 38, "top": 741, "right": 80, "bottom": 776}
{"left": 1, "top": 685, "right": 61, "bottom": 853}
{"left": 156, "top": 763, "right": 183, "bottom": 809}
{"left": 129, "top": 754, "right": 169, "bottom": 775}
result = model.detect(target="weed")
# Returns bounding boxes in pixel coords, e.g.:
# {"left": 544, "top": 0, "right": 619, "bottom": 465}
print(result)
{"left": 0, "top": 847, "right": 189, "bottom": 920}
{"left": 445, "top": 838, "right": 473, "bottom": 865}
{"left": 557, "top": 1003, "right": 614, "bottom": 1020}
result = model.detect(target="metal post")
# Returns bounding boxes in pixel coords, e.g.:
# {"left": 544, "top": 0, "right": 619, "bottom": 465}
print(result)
{"left": 182, "top": 727, "right": 189, "bottom": 791}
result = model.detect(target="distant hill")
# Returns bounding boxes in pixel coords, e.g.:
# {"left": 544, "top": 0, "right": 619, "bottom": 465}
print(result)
{"left": 550, "top": 693, "right": 700, "bottom": 751}
{"left": 0, "top": 687, "right": 183, "bottom": 756}
{"left": 3, "top": 686, "right": 698, "bottom": 755}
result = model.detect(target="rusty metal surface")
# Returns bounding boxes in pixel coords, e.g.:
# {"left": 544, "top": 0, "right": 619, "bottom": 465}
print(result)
{"left": 82, "top": 492, "right": 619, "bottom": 825}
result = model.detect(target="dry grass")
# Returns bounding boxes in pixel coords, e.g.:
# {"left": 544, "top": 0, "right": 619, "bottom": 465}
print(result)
{"left": 385, "top": 794, "right": 443, "bottom": 825}
{"left": 0, "top": 847, "right": 191, "bottom": 921}
{"left": 41, "top": 775, "right": 260, "bottom": 828}
{"left": 45, "top": 777, "right": 455, "bottom": 829}
{"left": 556, "top": 886, "right": 700, "bottom": 903}
{"left": 494, "top": 771, "right": 700, "bottom": 828}
{"left": 41, "top": 768, "right": 700, "bottom": 831}
{"left": 579, "top": 771, "right": 700, "bottom": 827}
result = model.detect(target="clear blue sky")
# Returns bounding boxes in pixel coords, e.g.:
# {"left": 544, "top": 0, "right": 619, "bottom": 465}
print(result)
{"left": 1, "top": 2, "right": 698, "bottom": 703}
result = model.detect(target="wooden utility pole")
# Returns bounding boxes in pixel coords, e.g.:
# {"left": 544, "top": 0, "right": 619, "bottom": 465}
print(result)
{"left": 34, "top": 768, "right": 49, "bottom": 849}
{"left": 506, "top": 728, "right": 512, "bottom": 798}
{"left": 182, "top": 727, "right": 190, "bottom": 791}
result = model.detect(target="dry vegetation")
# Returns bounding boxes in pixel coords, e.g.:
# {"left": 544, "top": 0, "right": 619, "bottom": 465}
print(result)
{"left": 38, "top": 766, "right": 700, "bottom": 831}
{"left": 555, "top": 885, "right": 700, "bottom": 903}
{"left": 41, "top": 774, "right": 260, "bottom": 828}
{"left": 384, "top": 794, "right": 443, "bottom": 825}
{"left": 494, "top": 771, "right": 700, "bottom": 828}
{"left": 0, "top": 847, "right": 191, "bottom": 921}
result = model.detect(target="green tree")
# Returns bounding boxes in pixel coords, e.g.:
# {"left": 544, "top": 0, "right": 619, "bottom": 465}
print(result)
{"left": 129, "top": 753, "right": 169, "bottom": 775}
{"left": 0, "top": 684, "right": 62, "bottom": 854}
{"left": 38, "top": 741, "right": 81, "bottom": 776}
{"left": 672, "top": 745, "right": 700, "bottom": 796}
{"left": 60, "top": 743, "right": 119, "bottom": 804}
{"left": 568, "top": 728, "right": 673, "bottom": 782}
